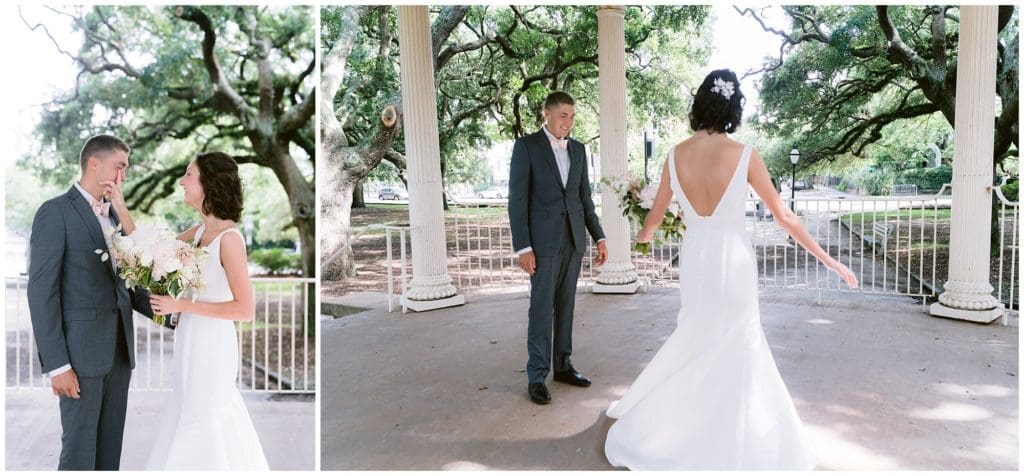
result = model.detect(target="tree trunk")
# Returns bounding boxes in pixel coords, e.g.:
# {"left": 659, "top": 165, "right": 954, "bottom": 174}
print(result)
{"left": 321, "top": 159, "right": 358, "bottom": 280}
{"left": 353, "top": 181, "right": 366, "bottom": 208}
{"left": 264, "top": 144, "right": 317, "bottom": 277}
{"left": 325, "top": 181, "right": 362, "bottom": 278}
{"left": 991, "top": 191, "right": 1001, "bottom": 257}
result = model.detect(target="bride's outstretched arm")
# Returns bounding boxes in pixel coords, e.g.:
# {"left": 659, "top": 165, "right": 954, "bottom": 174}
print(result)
{"left": 636, "top": 160, "right": 674, "bottom": 244}
{"left": 748, "top": 150, "right": 859, "bottom": 288}
{"left": 150, "top": 231, "right": 256, "bottom": 321}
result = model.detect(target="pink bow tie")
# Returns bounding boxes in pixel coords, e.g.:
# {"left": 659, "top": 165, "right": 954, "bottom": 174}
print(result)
{"left": 550, "top": 138, "right": 568, "bottom": 152}
{"left": 91, "top": 199, "right": 110, "bottom": 217}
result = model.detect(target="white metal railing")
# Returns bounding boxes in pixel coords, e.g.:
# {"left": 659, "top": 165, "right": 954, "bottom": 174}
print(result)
{"left": 6, "top": 276, "right": 315, "bottom": 393}
{"left": 384, "top": 225, "right": 413, "bottom": 313}
{"left": 992, "top": 185, "right": 1019, "bottom": 325}
{"left": 382, "top": 188, "right": 1018, "bottom": 324}
{"left": 756, "top": 188, "right": 955, "bottom": 301}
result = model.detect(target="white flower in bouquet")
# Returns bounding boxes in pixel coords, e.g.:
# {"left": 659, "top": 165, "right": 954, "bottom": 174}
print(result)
{"left": 99, "top": 223, "right": 207, "bottom": 327}
{"left": 600, "top": 174, "right": 687, "bottom": 256}
{"left": 638, "top": 185, "right": 658, "bottom": 210}
{"left": 150, "top": 239, "right": 184, "bottom": 282}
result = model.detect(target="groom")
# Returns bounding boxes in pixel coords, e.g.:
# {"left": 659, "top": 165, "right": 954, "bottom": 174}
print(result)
{"left": 509, "top": 92, "right": 608, "bottom": 405}
{"left": 28, "top": 134, "right": 164, "bottom": 470}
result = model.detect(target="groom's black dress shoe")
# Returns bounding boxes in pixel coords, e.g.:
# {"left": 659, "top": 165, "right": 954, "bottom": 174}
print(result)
{"left": 553, "top": 368, "right": 592, "bottom": 387}
{"left": 528, "top": 382, "right": 551, "bottom": 404}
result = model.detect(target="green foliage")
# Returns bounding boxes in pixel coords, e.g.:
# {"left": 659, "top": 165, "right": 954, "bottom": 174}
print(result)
{"left": 897, "top": 165, "right": 953, "bottom": 193}
{"left": 21, "top": 5, "right": 314, "bottom": 260}
{"left": 325, "top": 5, "right": 712, "bottom": 187}
{"left": 750, "top": 5, "right": 1017, "bottom": 171}
{"left": 4, "top": 164, "right": 65, "bottom": 236}
{"left": 837, "top": 179, "right": 848, "bottom": 193}
{"left": 854, "top": 168, "right": 895, "bottom": 196}
{"left": 250, "top": 248, "right": 302, "bottom": 275}
{"left": 1001, "top": 180, "right": 1019, "bottom": 203}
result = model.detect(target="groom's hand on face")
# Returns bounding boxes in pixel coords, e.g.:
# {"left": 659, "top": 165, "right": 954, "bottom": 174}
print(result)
{"left": 518, "top": 251, "right": 536, "bottom": 275}
{"left": 51, "top": 370, "right": 80, "bottom": 399}
{"left": 100, "top": 169, "right": 126, "bottom": 209}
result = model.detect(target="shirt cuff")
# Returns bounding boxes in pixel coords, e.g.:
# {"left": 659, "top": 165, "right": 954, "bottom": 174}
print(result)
{"left": 515, "top": 246, "right": 533, "bottom": 256}
{"left": 596, "top": 238, "right": 606, "bottom": 243}
{"left": 46, "top": 364, "right": 72, "bottom": 379}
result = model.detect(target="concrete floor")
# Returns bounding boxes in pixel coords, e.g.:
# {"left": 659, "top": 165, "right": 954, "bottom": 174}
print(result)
{"left": 6, "top": 389, "right": 314, "bottom": 470}
{"left": 320, "top": 288, "right": 1018, "bottom": 470}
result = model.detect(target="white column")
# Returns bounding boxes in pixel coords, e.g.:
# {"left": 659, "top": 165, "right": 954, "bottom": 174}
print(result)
{"left": 930, "top": 5, "right": 1002, "bottom": 323}
{"left": 397, "top": 6, "right": 464, "bottom": 311}
{"left": 593, "top": 5, "right": 639, "bottom": 294}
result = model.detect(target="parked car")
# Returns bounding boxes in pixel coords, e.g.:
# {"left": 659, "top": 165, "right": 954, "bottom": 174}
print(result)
{"left": 378, "top": 186, "right": 409, "bottom": 200}
{"left": 792, "top": 180, "right": 810, "bottom": 191}
{"left": 477, "top": 187, "right": 508, "bottom": 199}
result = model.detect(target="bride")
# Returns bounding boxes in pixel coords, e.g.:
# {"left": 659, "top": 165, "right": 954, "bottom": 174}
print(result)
{"left": 603, "top": 69, "right": 859, "bottom": 470}
{"left": 141, "top": 151, "right": 269, "bottom": 470}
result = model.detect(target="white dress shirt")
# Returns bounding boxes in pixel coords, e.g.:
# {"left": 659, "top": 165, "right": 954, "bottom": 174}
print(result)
{"left": 47, "top": 183, "right": 117, "bottom": 379}
{"left": 542, "top": 126, "right": 571, "bottom": 187}
{"left": 515, "top": 127, "right": 604, "bottom": 256}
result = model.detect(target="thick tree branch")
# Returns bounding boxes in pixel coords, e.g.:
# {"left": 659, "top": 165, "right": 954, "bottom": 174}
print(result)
{"left": 930, "top": 7, "right": 947, "bottom": 68}
{"left": 877, "top": 6, "right": 930, "bottom": 73}
{"left": 431, "top": 5, "right": 470, "bottom": 70}
{"left": 175, "top": 6, "right": 254, "bottom": 126}
{"left": 321, "top": 6, "right": 368, "bottom": 149}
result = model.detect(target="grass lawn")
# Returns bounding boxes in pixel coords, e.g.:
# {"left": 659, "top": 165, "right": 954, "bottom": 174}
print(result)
{"left": 842, "top": 208, "right": 952, "bottom": 226}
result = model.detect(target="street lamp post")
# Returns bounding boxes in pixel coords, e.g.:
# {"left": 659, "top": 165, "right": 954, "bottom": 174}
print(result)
{"left": 789, "top": 146, "right": 800, "bottom": 213}
{"left": 643, "top": 132, "right": 654, "bottom": 182}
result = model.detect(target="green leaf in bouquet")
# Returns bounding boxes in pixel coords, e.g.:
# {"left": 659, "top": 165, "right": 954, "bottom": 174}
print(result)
{"left": 634, "top": 241, "right": 652, "bottom": 256}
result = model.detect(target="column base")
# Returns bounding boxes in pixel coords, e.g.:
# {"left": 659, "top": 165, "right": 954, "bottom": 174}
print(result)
{"left": 929, "top": 302, "right": 1004, "bottom": 324}
{"left": 592, "top": 281, "right": 641, "bottom": 294}
{"left": 400, "top": 293, "right": 465, "bottom": 312}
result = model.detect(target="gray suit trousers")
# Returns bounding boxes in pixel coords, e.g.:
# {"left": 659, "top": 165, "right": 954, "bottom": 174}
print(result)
{"left": 58, "top": 317, "right": 131, "bottom": 470}
{"left": 526, "top": 219, "right": 583, "bottom": 383}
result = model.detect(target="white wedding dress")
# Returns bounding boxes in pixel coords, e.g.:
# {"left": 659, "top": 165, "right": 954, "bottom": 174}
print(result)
{"left": 145, "top": 225, "right": 269, "bottom": 470}
{"left": 604, "top": 144, "right": 817, "bottom": 470}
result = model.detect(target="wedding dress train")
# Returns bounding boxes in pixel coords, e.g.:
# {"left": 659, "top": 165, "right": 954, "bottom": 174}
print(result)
{"left": 604, "top": 144, "right": 817, "bottom": 470}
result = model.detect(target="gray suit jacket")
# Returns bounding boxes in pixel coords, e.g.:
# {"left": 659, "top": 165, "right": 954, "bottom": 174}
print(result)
{"left": 27, "top": 186, "right": 157, "bottom": 379}
{"left": 509, "top": 129, "right": 605, "bottom": 257}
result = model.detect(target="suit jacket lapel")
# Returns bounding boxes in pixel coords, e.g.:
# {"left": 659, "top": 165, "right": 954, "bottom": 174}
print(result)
{"left": 67, "top": 187, "right": 117, "bottom": 278}
{"left": 534, "top": 129, "right": 566, "bottom": 191}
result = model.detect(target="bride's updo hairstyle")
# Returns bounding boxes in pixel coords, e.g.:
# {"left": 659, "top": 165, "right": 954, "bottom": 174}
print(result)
{"left": 196, "top": 151, "right": 244, "bottom": 222}
{"left": 689, "top": 69, "right": 745, "bottom": 134}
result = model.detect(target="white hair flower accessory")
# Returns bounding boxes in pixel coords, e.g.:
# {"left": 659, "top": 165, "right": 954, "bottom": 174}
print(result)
{"left": 710, "top": 77, "right": 735, "bottom": 100}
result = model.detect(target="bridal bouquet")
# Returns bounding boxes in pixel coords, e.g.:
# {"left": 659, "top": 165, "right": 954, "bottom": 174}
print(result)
{"left": 601, "top": 176, "right": 686, "bottom": 255}
{"left": 97, "top": 223, "right": 206, "bottom": 327}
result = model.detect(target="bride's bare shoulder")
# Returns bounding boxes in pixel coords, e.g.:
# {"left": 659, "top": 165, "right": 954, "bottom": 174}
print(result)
{"left": 177, "top": 224, "right": 201, "bottom": 242}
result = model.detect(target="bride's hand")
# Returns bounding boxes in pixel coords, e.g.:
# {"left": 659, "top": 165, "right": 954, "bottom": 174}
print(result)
{"left": 825, "top": 258, "right": 859, "bottom": 289}
{"left": 635, "top": 227, "right": 655, "bottom": 245}
{"left": 150, "top": 294, "right": 188, "bottom": 315}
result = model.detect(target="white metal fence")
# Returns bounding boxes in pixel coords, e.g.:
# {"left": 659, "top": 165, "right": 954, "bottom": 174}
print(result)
{"left": 6, "top": 277, "right": 316, "bottom": 393}
{"left": 385, "top": 187, "right": 1018, "bottom": 323}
